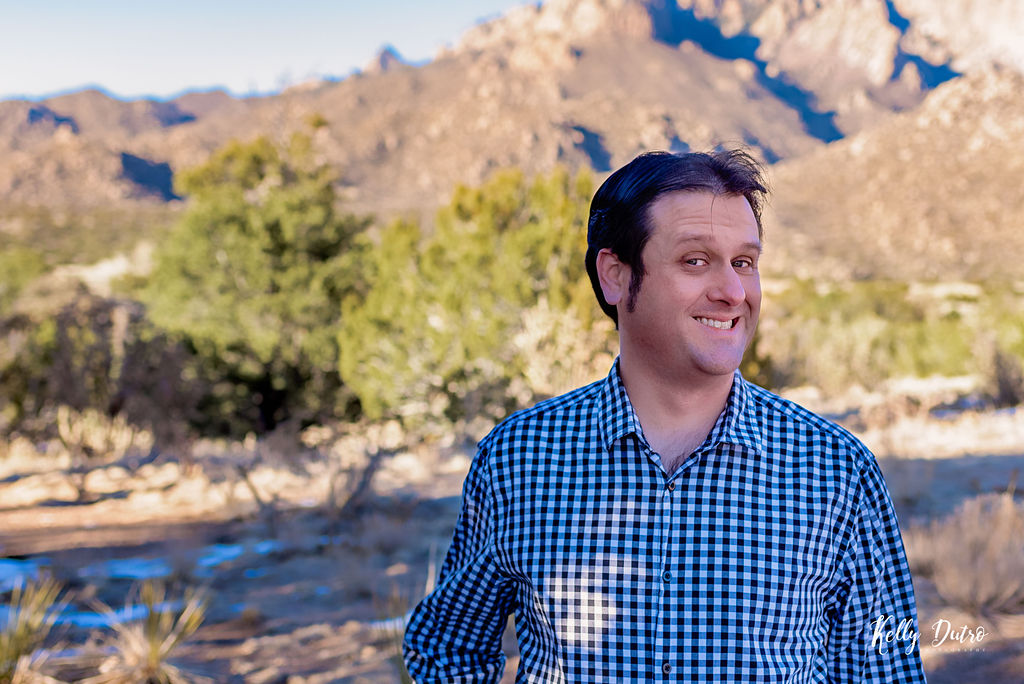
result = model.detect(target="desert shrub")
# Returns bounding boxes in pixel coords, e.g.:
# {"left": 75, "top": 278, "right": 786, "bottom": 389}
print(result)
{"left": 339, "top": 167, "right": 608, "bottom": 423}
{"left": 984, "top": 345, "right": 1024, "bottom": 407}
{"left": 141, "top": 132, "right": 368, "bottom": 434}
{"left": 904, "top": 491, "right": 1024, "bottom": 615}
{"left": 0, "top": 204, "right": 176, "bottom": 268}
{"left": 0, "top": 248, "right": 48, "bottom": 315}
{"left": 55, "top": 406, "right": 155, "bottom": 501}
{"left": 0, "top": 575, "right": 66, "bottom": 683}
{"left": 83, "top": 581, "right": 209, "bottom": 684}
{"left": 511, "top": 296, "right": 617, "bottom": 401}
{"left": 0, "top": 293, "right": 200, "bottom": 449}
{"left": 756, "top": 279, "right": 993, "bottom": 393}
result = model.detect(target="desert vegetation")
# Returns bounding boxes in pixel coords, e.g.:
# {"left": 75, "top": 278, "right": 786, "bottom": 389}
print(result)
{"left": 1, "top": 575, "right": 65, "bottom": 683}
{"left": 905, "top": 490, "right": 1024, "bottom": 616}
{"left": 0, "top": 577, "right": 209, "bottom": 684}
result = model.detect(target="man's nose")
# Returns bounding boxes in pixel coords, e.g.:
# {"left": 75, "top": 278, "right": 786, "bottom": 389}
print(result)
{"left": 708, "top": 263, "right": 746, "bottom": 306}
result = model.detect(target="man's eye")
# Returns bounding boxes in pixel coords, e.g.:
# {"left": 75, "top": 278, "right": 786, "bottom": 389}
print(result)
{"left": 733, "top": 258, "right": 755, "bottom": 269}
{"left": 684, "top": 258, "right": 707, "bottom": 266}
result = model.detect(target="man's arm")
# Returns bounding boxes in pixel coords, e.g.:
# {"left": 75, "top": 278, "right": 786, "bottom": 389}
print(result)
{"left": 826, "top": 452, "right": 928, "bottom": 682}
{"left": 403, "top": 444, "right": 516, "bottom": 683}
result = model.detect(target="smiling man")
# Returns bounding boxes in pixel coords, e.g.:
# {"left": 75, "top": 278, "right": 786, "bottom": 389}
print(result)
{"left": 404, "top": 150, "right": 927, "bottom": 682}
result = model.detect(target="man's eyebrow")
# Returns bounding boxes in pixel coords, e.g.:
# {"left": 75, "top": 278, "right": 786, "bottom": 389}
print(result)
{"left": 674, "top": 234, "right": 763, "bottom": 253}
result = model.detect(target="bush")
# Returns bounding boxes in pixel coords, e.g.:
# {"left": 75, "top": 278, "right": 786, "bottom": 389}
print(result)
{"left": 985, "top": 345, "right": 1024, "bottom": 407}
{"left": 755, "top": 279, "right": 996, "bottom": 393}
{"left": 0, "top": 293, "right": 200, "bottom": 449}
{"left": 141, "top": 131, "right": 369, "bottom": 433}
{"left": 338, "top": 167, "right": 606, "bottom": 423}
{"left": 0, "top": 575, "right": 65, "bottom": 683}
{"left": 904, "top": 491, "right": 1024, "bottom": 615}
{"left": 0, "top": 204, "right": 176, "bottom": 269}
{"left": 0, "top": 248, "right": 47, "bottom": 315}
{"left": 83, "top": 581, "right": 209, "bottom": 684}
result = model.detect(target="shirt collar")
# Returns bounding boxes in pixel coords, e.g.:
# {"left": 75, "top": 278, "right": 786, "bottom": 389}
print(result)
{"left": 598, "top": 357, "right": 765, "bottom": 456}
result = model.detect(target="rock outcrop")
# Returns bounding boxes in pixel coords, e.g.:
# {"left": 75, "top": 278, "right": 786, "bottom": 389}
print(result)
{"left": 364, "top": 45, "right": 407, "bottom": 74}
{"left": 893, "top": 0, "right": 1024, "bottom": 75}
{"left": 767, "top": 65, "right": 1024, "bottom": 282}
{"left": 673, "top": 0, "right": 938, "bottom": 134}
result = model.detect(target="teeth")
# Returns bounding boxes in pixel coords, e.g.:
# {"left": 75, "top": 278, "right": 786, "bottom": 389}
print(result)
{"left": 696, "top": 317, "right": 734, "bottom": 330}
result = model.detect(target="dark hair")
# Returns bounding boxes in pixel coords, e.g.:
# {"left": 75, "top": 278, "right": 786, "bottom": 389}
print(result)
{"left": 585, "top": 148, "right": 769, "bottom": 325}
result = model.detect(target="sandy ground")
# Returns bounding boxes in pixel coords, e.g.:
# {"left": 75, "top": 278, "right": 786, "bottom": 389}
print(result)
{"left": 2, "top": 399, "right": 1024, "bottom": 682}
{"left": 0, "top": 439, "right": 472, "bottom": 683}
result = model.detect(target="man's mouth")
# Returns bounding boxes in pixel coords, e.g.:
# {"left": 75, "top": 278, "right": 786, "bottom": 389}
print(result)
{"left": 695, "top": 316, "right": 737, "bottom": 330}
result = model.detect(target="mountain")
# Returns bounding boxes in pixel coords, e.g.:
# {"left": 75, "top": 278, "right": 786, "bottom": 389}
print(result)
{"left": 0, "top": 0, "right": 1019, "bottom": 235}
{"left": 892, "top": 0, "right": 1024, "bottom": 75}
{"left": 672, "top": 0, "right": 954, "bottom": 134}
{"left": 0, "top": 88, "right": 250, "bottom": 205}
{"left": 364, "top": 45, "right": 408, "bottom": 74}
{"left": 766, "top": 65, "right": 1024, "bottom": 282}
{"left": 0, "top": 0, "right": 823, "bottom": 214}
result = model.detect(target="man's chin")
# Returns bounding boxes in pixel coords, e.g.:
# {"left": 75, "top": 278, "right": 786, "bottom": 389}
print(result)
{"left": 693, "top": 348, "right": 748, "bottom": 378}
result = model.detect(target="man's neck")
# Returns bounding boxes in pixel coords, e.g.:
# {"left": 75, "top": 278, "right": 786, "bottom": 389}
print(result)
{"left": 617, "top": 352, "right": 733, "bottom": 470}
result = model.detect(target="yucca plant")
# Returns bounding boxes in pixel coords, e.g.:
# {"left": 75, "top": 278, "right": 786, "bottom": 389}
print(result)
{"left": 82, "top": 581, "right": 210, "bottom": 684}
{"left": 0, "top": 575, "right": 66, "bottom": 684}
{"left": 10, "top": 651, "right": 66, "bottom": 684}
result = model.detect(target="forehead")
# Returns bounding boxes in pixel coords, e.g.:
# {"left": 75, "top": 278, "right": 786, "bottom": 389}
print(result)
{"left": 646, "top": 191, "right": 759, "bottom": 245}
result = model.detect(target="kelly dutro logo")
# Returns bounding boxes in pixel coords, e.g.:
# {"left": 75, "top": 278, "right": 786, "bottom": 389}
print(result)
{"left": 870, "top": 615, "right": 988, "bottom": 655}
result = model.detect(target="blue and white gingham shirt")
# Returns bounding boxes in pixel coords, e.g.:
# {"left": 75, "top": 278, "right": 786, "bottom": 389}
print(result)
{"left": 404, "top": 359, "right": 927, "bottom": 682}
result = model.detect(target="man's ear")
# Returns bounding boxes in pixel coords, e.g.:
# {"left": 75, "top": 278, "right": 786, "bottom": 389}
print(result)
{"left": 596, "top": 248, "right": 628, "bottom": 307}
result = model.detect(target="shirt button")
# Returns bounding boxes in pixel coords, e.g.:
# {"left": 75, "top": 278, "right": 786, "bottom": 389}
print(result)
{"left": 666, "top": 481, "right": 676, "bottom": 491}
{"left": 662, "top": 662, "right": 673, "bottom": 675}
{"left": 662, "top": 570, "right": 672, "bottom": 581}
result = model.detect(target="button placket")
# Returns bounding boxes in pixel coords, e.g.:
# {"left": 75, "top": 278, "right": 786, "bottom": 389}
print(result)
{"left": 656, "top": 470, "right": 677, "bottom": 680}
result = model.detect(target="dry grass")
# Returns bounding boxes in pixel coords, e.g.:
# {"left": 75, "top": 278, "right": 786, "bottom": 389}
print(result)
{"left": 374, "top": 585, "right": 414, "bottom": 684}
{"left": 0, "top": 575, "right": 66, "bottom": 684}
{"left": 905, "top": 489, "right": 1024, "bottom": 616}
{"left": 371, "top": 544, "right": 436, "bottom": 684}
{"left": 9, "top": 651, "right": 66, "bottom": 684}
{"left": 55, "top": 405, "right": 154, "bottom": 501}
{"left": 81, "top": 581, "right": 209, "bottom": 684}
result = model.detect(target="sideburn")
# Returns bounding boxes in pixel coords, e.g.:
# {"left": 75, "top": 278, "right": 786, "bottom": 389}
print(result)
{"left": 625, "top": 267, "right": 644, "bottom": 313}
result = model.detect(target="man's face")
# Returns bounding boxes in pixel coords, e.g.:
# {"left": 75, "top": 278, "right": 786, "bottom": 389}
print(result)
{"left": 620, "top": 191, "right": 762, "bottom": 384}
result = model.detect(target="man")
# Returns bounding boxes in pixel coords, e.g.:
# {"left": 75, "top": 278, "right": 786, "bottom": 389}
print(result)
{"left": 404, "top": 150, "right": 926, "bottom": 682}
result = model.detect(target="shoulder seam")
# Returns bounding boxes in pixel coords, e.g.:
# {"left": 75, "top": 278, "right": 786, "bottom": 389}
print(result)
{"left": 479, "top": 378, "right": 605, "bottom": 450}
{"left": 744, "top": 382, "right": 873, "bottom": 463}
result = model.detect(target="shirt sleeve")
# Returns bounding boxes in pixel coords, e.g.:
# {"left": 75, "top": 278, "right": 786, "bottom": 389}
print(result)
{"left": 826, "top": 450, "right": 928, "bottom": 682}
{"left": 403, "top": 444, "right": 516, "bottom": 683}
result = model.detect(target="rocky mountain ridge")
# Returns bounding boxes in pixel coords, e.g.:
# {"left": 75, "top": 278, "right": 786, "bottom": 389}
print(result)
{"left": 0, "top": 0, "right": 1020, "bottom": 283}
{"left": 765, "top": 64, "right": 1024, "bottom": 282}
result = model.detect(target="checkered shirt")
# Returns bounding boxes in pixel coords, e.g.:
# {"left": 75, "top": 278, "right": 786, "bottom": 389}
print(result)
{"left": 403, "top": 359, "right": 927, "bottom": 682}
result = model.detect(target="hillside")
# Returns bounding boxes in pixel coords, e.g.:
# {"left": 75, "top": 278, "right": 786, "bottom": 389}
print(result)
{"left": 0, "top": 0, "right": 974, "bottom": 214}
{"left": 1, "top": 0, "right": 1021, "bottom": 283}
{"left": 766, "top": 65, "right": 1024, "bottom": 282}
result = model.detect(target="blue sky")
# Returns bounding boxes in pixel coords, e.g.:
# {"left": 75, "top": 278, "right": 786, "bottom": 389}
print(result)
{"left": 0, "top": 0, "right": 529, "bottom": 101}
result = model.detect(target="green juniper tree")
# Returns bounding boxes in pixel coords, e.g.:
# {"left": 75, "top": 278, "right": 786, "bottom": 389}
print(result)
{"left": 339, "top": 167, "right": 606, "bottom": 423}
{"left": 143, "top": 131, "right": 368, "bottom": 434}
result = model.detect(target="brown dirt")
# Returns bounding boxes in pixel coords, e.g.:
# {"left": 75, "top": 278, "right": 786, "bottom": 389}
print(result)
{"left": 0, "top": 448, "right": 469, "bottom": 683}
